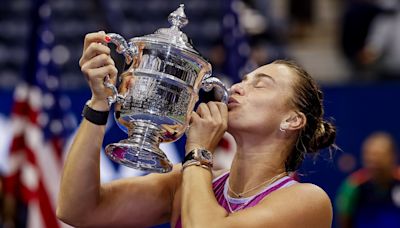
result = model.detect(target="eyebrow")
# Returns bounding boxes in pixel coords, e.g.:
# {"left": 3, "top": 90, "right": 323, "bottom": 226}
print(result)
{"left": 243, "top": 73, "right": 276, "bottom": 83}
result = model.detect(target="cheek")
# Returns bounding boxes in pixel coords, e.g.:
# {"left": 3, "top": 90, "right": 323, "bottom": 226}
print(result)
{"left": 228, "top": 106, "right": 274, "bottom": 130}
{"left": 227, "top": 111, "right": 241, "bottom": 126}
{"left": 252, "top": 97, "right": 288, "bottom": 118}
{"left": 382, "top": 155, "right": 395, "bottom": 166}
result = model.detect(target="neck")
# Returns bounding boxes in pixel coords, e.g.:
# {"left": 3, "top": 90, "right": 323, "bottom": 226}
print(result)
{"left": 370, "top": 167, "right": 396, "bottom": 185}
{"left": 228, "top": 134, "right": 291, "bottom": 198}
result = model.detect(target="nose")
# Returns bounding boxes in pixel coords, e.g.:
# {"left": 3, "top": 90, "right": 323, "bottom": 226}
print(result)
{"left": 230, "top": 82, "right": 244, "bottom": 96}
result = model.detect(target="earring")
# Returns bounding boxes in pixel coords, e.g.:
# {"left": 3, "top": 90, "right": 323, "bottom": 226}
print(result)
{"left": 280, "top": 122, "right": 289, "bottom": 132}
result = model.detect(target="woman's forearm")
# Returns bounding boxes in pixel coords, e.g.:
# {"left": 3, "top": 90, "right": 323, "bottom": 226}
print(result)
{"left": 181, "top": 166, "right": 228, "bottom": 228}
{"left": 56, "top": 118, "right": 105, "bottom": 224}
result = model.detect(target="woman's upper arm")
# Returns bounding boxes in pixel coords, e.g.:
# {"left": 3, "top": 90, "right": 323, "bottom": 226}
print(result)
{"left": 83, "top": 165, "right": 182, "bottom": 227}
{"left": 217, "top": 183, "right": 333, "bottom": 228}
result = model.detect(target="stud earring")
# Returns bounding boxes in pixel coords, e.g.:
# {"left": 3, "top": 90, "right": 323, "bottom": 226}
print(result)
{"left": 279, "top": 122, "right": 289, "bottom": 132}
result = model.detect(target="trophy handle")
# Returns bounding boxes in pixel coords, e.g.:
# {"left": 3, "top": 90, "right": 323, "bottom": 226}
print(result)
{"left": 201, "top": 77, "right": 229, "bottom": 104}
{"left": 104, "top": 33, "right": 138, "bottom": 106}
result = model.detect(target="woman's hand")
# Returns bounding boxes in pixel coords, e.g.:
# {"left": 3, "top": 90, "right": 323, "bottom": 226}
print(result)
{"left": 185, "top": 102, "right": 228, "bottom": 154}
{"left": 79, "top": 31, "right": 117, "bottom": 111}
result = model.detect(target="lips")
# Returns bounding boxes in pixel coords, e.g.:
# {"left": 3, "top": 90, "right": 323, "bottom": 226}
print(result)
{"left": 228, "top": 97, "right": 239, "bottom": 104}
{"left": 227, "top": 97, "right": 239, "bottom": 110}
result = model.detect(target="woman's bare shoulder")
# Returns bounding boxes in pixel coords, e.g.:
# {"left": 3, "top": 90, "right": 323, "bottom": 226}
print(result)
{"left": 267, "top": 182, "right": 332, "bottom": 209}
{"left": 284, "top": 182, "right": 330, "bottom": 198}
{"left": 258, "top": 183, "right": 333, "bottom": 227}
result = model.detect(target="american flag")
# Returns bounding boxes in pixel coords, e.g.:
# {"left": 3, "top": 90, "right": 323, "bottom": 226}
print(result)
{"left": 3, "top": 0, "right": 76, "bottom": 227}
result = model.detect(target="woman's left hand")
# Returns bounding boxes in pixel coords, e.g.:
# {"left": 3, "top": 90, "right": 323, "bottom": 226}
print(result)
{"left": 185, "top": 101, "right": 228, "bottom": 154}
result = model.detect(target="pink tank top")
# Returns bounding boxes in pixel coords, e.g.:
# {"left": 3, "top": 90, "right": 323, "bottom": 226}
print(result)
{"left": 175, "top": 172, "right": 297, "bottom": 228}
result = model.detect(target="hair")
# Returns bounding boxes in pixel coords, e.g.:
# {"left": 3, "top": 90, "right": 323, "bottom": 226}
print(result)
{"left": 272, "top": 60, "right": 337, "bottom": 171}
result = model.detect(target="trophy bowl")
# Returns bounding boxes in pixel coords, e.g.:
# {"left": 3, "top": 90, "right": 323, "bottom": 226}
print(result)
{"left": 104, "top": 4, "right": 229, "bottom": 173}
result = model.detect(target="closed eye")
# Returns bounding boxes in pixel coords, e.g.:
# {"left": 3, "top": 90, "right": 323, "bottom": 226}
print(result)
{"left": 254, "top": 80, "right": 267, "bottom": 88}
{"left": 243, "top": 73, "right": 275, "bottom": 88}
{"left": 254, "top": 77, "right": 272, "bottom": 88}
{"left": 256, "top": 73, "right": 275, "bottom": 84}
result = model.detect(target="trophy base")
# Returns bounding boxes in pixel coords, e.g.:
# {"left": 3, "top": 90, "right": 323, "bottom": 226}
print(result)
{"left": 105, "top": 142, "right": 173, "bottom": 173}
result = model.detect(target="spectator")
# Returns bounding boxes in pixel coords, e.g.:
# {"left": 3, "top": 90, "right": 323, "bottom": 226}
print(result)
{"left": 339, "top": 0, "right": 383, "bottom": 81}
{"left": 336, "top": 132, "right": 400, "bottom": 228}
{"left": 288, "top": 0, "right": 315, "bottom": 38}
{"left": 359, "top": 0, "right": 400, "bottom": 80}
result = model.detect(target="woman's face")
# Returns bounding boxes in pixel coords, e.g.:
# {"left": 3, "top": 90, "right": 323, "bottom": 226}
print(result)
{"left": 227, "top": 63, "right": 297, "bottom": 136}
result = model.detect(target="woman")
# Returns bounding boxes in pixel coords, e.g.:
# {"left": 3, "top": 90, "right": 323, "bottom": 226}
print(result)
{"left": 57, "top": 31, "right": 336, "bottom": 227}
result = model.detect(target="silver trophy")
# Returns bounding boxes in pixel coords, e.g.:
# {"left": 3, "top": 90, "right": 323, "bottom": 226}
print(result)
{"left": 104, "top": 4, "right": 229, "bottom": 173}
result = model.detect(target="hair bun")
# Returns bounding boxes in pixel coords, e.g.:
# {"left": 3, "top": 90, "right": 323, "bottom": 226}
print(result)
{"left": 309, "top": 120, "right": 336, "bottom": 152}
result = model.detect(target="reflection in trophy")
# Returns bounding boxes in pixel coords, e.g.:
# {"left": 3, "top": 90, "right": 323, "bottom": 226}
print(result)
{"left": 104, "top": 4, "right": 229, "bottom": 173}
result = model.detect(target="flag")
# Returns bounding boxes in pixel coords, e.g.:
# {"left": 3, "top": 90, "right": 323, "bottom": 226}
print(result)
{"left": 3, "top": 0, "right": 76, "bottom": 227}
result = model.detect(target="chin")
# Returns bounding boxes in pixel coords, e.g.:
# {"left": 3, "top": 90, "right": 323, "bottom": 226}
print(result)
{"left": 227, "top": 121, "right": 243, "bottom": 135}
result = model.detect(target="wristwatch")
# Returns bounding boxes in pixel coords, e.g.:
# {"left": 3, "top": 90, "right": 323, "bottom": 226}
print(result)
{"left": 183, "top": 148, "right": 213, "bottom": 170}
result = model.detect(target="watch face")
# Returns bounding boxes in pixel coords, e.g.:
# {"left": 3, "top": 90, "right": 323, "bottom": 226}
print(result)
{"left": 200, "top": 149, "right": 212, "bottom": 160}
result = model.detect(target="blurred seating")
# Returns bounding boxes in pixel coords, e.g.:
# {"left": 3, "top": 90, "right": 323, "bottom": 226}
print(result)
{"left": 0, "top": 0, "right": 230, "bottom": 91}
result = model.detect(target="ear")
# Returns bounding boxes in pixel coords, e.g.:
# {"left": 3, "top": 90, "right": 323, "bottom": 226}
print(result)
{"left": 282, "top": 111, "right": 306, "bottom": 131}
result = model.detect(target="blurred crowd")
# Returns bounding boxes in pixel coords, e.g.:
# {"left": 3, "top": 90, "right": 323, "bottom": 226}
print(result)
{"left": 1, "top": 0, "right": 400, "bottom": 92}
{"left": 194, "top": 0, "right": 400, "bottom": 84}
{"left": 234, "top": 0, "right": 400, "bottom": 83}
{"left": 341, "top": 0, "right": 400, "bottom": 81}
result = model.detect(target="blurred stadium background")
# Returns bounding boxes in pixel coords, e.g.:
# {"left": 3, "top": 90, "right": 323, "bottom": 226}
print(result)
{"left": 0, "top": 0, "right": 399, "bottom": 227}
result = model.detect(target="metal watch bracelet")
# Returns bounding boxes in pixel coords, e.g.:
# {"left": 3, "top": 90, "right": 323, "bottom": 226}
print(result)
{"left": 182, "top": 160, "right": 211, "bottom": 171}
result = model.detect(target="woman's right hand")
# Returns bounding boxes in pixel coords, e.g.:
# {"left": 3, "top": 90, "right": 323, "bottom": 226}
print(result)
{"left": 79, "top": 31, "right": 117, "bottom": 111}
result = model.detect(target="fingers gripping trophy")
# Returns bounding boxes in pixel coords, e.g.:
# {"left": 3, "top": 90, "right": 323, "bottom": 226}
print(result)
{"left": 103, "top": 4, "right": 229, "bottom": 173}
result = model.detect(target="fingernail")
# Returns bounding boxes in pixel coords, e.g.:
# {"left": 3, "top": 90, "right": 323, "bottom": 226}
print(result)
{"left": 105, "top": 35, "right": 111, "bottom": 43}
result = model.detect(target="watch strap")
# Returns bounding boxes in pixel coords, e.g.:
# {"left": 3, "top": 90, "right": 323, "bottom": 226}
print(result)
{"left": 183, "top": 151, "right": 195, "bottom": 163}
{"left": 82, "top": 104, "right": 109, "bottom": 125}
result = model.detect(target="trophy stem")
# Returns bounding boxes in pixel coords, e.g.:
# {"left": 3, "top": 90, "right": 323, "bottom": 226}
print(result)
{"left": 105, "top": 121, "right": 173, "bottom": 173}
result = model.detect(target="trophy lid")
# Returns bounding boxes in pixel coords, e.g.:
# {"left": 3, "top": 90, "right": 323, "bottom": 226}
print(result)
{"left": 132, "top": 4, "right": 199, "bottom": 55}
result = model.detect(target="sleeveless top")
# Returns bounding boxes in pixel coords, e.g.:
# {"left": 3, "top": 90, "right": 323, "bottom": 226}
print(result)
{"left": 175, "top": 172, "right": 298, "bottom": 228}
